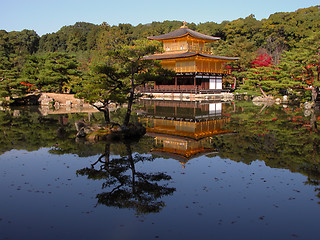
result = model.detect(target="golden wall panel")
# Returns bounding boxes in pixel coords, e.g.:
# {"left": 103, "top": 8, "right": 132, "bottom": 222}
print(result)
{"left": 161, "top": 57, "right": 228, "bottom": 74}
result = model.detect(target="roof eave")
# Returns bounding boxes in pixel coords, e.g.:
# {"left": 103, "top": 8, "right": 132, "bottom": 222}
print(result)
{"left": 148, "top": 32, "right": 189, "bottom": 41}
{"left": 148, "top": 32, "right": 220, "bottom": 42}
{"left": 143, "top": 52, "right": 239, "bottom": 61}
{"left": 143, "top": 52, "right": 197, "bottom": 60}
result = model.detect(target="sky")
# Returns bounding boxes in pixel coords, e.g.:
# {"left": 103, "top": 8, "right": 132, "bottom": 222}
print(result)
{"left": 1, "top": 0, "right": 319, "bottom": 36}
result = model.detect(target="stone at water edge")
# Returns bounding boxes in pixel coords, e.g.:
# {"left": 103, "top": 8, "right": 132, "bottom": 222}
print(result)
{"left": 303, "top": 101, "right": 314, "bottom": 110}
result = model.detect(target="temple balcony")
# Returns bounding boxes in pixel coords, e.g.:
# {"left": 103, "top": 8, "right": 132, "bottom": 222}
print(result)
{"left": 163, "top": 45, "right": 213, "bottom": 54}
{"left": 137, "top": 85, "right": 229, "bottom": 94}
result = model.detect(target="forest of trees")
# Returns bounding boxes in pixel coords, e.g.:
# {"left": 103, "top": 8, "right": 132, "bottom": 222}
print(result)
{"left": 0, "top": 5, "right": 319, "bottom": 104}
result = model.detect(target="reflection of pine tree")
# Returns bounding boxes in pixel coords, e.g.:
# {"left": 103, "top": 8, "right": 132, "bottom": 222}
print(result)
{"left": 77, "top": 142, "right": 176, "bottom": 214}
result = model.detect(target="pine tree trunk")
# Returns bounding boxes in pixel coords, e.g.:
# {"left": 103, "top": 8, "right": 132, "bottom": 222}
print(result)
{"left": 310, "top": 110, "right": 318, "bottom": 162}
{"left": 103, "top": 107, "right": 110, "bottom": 123}
{"left": 233, "top": 77, "right": 237, "bottom": 90}
{"left": 91, "top": 103, "right": 110, "bottom": 124}
{"left": 259, "top": 86, "right": 268, "bottom": 98}
{"left": 123, "top": 76, "right": 135, "bottom": 126}
{"left": 123, "top": 88, "right": 134, "bottom": 126}
{"left": 59, "top": 82, "right": 63, "bottom": 93}
{"left": 311, "top": 86, "right": 318, "bottom": 103}
{"left": 125, "top": 143, "right": 136, "bottom": 194}
{"left": 104, "top": 143, "right": 110, "bottom": 170}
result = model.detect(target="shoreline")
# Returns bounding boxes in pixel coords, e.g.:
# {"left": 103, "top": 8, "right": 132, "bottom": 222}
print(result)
{"left": 141, "top": 92, "right": 235, "bottom": 101}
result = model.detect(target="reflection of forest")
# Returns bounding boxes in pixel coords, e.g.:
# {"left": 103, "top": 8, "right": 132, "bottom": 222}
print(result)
{"left": 138, "top": 100, "right": 232, "bottom": 165}
{"left": 0, "top": 106, "right": 154, "bottom": 157}
{"left": 0, "top": 108, "right": 106, "bottom": 156}
{"left": 212, "top": 101, "right": 320, "bottom": 202}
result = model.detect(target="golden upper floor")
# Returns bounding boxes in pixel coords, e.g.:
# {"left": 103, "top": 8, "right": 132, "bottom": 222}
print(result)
{"left": 148, "top": 24, "right": 220, "bottom": 55}
{"left": 144, "top": 24, "right": 239, "bottom": 73}
{"left": 162, "top": 37, "right": 213, "bottom": 54}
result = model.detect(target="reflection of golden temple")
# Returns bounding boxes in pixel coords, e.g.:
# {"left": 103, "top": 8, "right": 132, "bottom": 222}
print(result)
{"left": 149, "top": 133, "right": 218, "bottom": 167}
{"left": 139, "top": 100, "right": 232, "bottom": 166}
{"left": 144, "top": 118, "right": 230, "bottom": 140}
{"left": 140, "top": 99, "right": 227, "bottom": 120}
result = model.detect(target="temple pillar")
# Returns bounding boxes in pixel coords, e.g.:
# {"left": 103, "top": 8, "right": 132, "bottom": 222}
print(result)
{"left": 174, "top": 76, "right": 177, "bottom": 90}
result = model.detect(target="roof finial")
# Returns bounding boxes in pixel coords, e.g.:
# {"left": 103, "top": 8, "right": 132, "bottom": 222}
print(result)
{"left": 181, "top": 21, "right": 188, "bottom": 28}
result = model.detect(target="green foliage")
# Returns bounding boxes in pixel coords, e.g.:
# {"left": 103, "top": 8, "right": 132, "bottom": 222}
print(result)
{"left": 197, "top": 21, "right": 228, "bottom": 39}
{"left": 0, "top": 30, "right": 40, "bottom": 102}
{"left": 216, "top": 36, "right": 258, "bottom": 74}
{"left": 4, "top": 29, "right": 39, "bottom": 55}
{"left": 223, "top": 14, "right": 264, "bottom": 46}
{"left": 0, "top": 67, "right": 28, "bottom": 103}
{"left": 77, "top": 64, "right": 126, "bottom": 103}
{"left": 30, "top": 52, "right": 80, "bottom": 93}
{"left": 38, "top": 22, "right": 99, "bottom": 53}
{"left": 1, "top": 5, "right": 320, "bottom": 101}
{"left": 21, "top": 55, "right": 42, "bottom": 88}
{"left": 75, "top": 62, "right": 127, "bottom": 122}
{"left": 108, "top": 39, "right": 174, "bottom": 125}
{"left": 75, "top": 38, "right": 173, "bottom": 124}
{"left": 262, "top": 6, "right": 320, "bottom": 49}
{"left": 235, "top": 31, "right": 320, "bottom": 98}
{"left": 240, "top": 66, "right": 289, "bottom": 95}
{"left": 280, "top": 32, "right": 320, "bottom": 87}
{"left": 259, "top": 6, "right": 320, "bottom": 63}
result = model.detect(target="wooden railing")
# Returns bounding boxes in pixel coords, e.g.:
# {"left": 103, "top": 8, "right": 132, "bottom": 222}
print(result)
{"left": 164, "top": 46, "right": 213, "bottom": 54}
{"left": 137, "top": 86, "right": 227, "bottom": 94}
{"left": 187, "top": 46, "right": 213, "bottom": 54}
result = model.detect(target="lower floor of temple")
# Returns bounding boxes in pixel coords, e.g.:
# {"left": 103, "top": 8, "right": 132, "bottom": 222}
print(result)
{"left": 139, "top": 73, "right": 228, "bottom": 93}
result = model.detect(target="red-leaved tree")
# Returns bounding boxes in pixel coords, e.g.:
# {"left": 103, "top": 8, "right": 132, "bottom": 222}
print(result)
{"left": 251, "top": 52, "right": 273, "bottom": 67}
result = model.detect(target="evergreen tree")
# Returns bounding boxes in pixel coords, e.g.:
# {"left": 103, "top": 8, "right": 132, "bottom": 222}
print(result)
{"left": 0, "top": 30, "right": 40, "bottom": 103}
{"left": 107, "top": 39, "right": 174, "bottom": 126}
{"left": 75, "top": 63, "right": 127, "bottom": 123}
{"left": 37, "top": 52, "right": 80, "bottom": 93}
{"left": 241, "top": 66, "right": 289, "bottom": 96}
{"left": 280, "top": 32, "right": 320, "bottom": 102}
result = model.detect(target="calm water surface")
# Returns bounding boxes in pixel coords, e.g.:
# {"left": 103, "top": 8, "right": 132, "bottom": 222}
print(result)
{"left": 0, "top": 101, "right": 319, "bottom": 240}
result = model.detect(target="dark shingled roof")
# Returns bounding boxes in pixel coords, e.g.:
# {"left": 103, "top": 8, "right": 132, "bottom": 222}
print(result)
{"left": 143, "top": 52, "right": 239, "bottom": 61}
{"left": 148, "top": 26, "right": 220, "bottom": 42}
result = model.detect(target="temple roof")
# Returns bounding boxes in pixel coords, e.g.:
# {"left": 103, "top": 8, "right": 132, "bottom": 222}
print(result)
{"left": 148, "top": 26, "right": 220, "bottom": 42}
{"left": 143, "top": 52, "right": 239, "bottom": 61}
{"left": 151, "top": 149, "right": 217, "bottom": 163}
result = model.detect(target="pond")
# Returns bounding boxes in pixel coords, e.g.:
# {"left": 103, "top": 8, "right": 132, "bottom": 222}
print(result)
{"left": 0, "top": 100, "right": 319, "bottom": 240}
